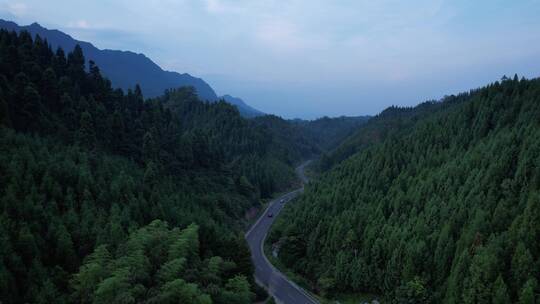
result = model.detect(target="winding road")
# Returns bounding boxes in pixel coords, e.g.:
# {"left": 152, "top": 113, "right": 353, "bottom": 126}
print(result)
{"left": 246, "top": 161, "right": 319, "bottom": 304}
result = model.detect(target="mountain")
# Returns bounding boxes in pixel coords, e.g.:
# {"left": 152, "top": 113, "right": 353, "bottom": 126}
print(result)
{"left": 0, "top": 28, "right": 328, "bottom": 303}
{"left": 220, "top": 94, "right": 265, "bottom": 117}
{"left": 245, "top": 115, "right": 371, "bottom": 168}
{"left": 0, "top": 19, "right": 219, "bottom": 100}
{"left": 291, "top": 116, "right": 371, "bottom": 151}
{"left": 314, "top": 101, "right": 450, "bottom": 172}
{"left": 270, "top": 76, "right": 540, "bottom": 303}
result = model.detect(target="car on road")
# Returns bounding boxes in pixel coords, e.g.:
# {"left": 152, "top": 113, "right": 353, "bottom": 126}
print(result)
{"left": 280, "top": 199, "right": 286, "bottom": 204}
{"left": 267, "top": 212, "right": 273, "bottom": 218}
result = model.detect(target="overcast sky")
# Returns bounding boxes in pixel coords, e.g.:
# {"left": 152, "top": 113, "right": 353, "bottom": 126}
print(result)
{"left": 1, "top": 0, "right": 540, "bottom": 118}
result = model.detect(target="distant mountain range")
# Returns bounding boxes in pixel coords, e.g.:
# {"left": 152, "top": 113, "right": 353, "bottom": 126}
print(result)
{"left": 0, "top": 19, "right": 264, "bottom": 117}
{"left": 220, "top": 94, "right": 265, "bottom": 118}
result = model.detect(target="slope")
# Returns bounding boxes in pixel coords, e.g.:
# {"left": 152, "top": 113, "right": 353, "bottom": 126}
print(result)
{"left": 314, "top": 101, "right": 457, "bottom": 172}
{"left": 292, "top": 115, "right": 370, "bottom": 152}
{"left": 270, "top": 76, "right": 540, "bottom": 303}
{"left": 220, "top": 94, "right": 265, "bottom": 118}
{"left": 0, "top": 28, "right": 316, "bottom": 303}
{"left": 0, "top": 19, "right": 218, "bottom": 100}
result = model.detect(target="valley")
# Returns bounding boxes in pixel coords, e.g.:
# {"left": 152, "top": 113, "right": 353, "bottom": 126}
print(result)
{"left": 246, "top": 161, "right": 316, "bottom": 304}
{"left": 1, "top": 5, "right": 539, "bottom": 304}
{"left": 0, "top": 28, "right": 362, "bottom": 303}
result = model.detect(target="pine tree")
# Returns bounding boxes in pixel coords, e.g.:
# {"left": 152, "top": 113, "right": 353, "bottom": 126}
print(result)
{"left": 512, "top": 243, "right": 534, "bottom": 290}
{"left": 78, "top": 111, "right": 96, "bottom": 149}
{"left": 233, "top": 234, "right": 254, "bottom": 278}
{"left": 518, "top": 279, "right": 537, "bottom": 304}
{"left": 142, "top": 130, "right": 158, "bottom": 162}
{"left": 0, "top": 95, "right": 11, "bottom": 127}
{"left": 492, "top": 275, "right": 511, "bottom": 304}
{"left": 21, "top": 85, "right": 42, "bottom": 130}
{"left": 41, "top": 67, "right": 58, "bottom": 110}
{"left": 67, "top": 44, "right": 85, "bottom": 82}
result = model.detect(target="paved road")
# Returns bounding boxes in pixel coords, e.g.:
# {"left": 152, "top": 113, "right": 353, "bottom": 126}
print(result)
{"left": 246, "top": 161, "right": 318, "bottom": 304}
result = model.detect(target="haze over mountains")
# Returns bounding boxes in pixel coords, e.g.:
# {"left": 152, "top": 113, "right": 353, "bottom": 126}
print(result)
{"left": 220, "top": 94, "right": 265, "bottom": 118}
{"left": 1, "top": 7, "right": 540, "bottom": 303}
{"left": 0, "top": 29, "right": 345, "bottom": 303}
{"left": 0, "top": 19, "right": 265, "bottom": 117}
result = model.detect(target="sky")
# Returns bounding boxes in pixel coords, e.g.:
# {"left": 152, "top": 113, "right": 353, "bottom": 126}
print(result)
{"left": 1, "top": 0, "right": 540, "bottom": 119}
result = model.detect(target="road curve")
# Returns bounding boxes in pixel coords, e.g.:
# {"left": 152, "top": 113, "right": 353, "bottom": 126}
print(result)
{"left": 246, "top": 161, "right": 318, "bottom": 304}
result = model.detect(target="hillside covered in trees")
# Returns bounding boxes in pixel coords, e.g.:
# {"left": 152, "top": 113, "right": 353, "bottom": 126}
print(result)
{"left": 314, "top": 101, "right": 455, "bottom": 172}
{"left": 270, "top": 76, "right": 540, "bottom": 303}
{"left": 0, "top": 29, "right": 338, "bottom": 303}
{"left": 292, "top": 115, "right": 370, "bottom": 152}
{"left": 0, "top": 18, "right": 219, "bottom": 101}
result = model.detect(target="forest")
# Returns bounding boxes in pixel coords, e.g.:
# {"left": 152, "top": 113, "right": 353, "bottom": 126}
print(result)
{"left": 4, "top": 23, "right": 539, "bottom": 304}
{"left": 270, "top": 76, "right": 540, "bottom": 303}
{"left": 0, "top": 29, "right": 353, "bottom": 303}
{"left": 291, "top": 115, "right": 370, "bottom": 152}
{"left": 314, "top": 99, "right": 456, "bottom": 172}
{"left": 0, "top": 28, "right": 266, "bottom": 304}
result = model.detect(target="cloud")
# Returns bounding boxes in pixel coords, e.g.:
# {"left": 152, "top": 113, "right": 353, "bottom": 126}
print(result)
{"left": 4, "top": 1, "right": 28, "bottom": 16}
{"left": 68, "top": 19, "right": 90, "bottom": 29}
{"left": 5, "top": 0, "right": 539, "bottom": 118}
{"left": 255, "top": 19, "right": 304, "bottom": 53}
{"left": 202, "top": 0, "right": 243, "bottom": 14}
{"left": 203, "top": 0, "right": 225, "bottom": 13}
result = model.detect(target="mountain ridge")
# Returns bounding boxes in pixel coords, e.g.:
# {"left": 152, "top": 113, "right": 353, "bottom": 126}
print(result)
{"left": 0, "top": 19, "right": 218, "bottom": 100}
{"left": 220, "top": 94, "right": 265, "bottom": 117}
{"left": 0, "top": 19, "right": 265, "bottom": 117}
{"left": 270, "top": 76, "right": 540, "bottom": 303}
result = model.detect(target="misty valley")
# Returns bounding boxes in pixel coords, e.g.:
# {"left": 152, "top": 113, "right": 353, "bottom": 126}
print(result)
{"left": 1, "top": 4, "right": 540, "bottom": 304}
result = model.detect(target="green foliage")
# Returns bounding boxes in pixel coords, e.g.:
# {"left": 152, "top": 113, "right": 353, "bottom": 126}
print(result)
{"left": 291, "top": 115, "right": 370, "bottom": 151}
{"left": 71, "top": 220, "right": 250, "bottom": 303}
{"left": 395, "top": 277, "right": 429, "bottom": 304}
{"left": 0, "top": 95, "right": 10, "bottom": 126}
{"left": 492, "top": 275, "right": 510, "bottom": 304}
{"left": 314, "top": 100, "right": 454, "bottom": 172}
{"left": 518, "top": 279, "right": 537, "bottom": 304}
{"left": 0, "top": 29, "right": 316, "bottom": 202}
{"left": 0, "top": 129, "right": 260, "bottom": 302}
{"left": 272, "top": 76, "right": 540, "bottom": 303}
{"left": 0, "top": 29, "right": 318, "bottom": 303}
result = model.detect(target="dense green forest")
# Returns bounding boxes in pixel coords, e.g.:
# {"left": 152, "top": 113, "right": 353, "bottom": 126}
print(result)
{"left": 0, "top": 129, "right": 258, "bottom": 303}
{"left": 0, "top": 29, "right": 334, "bottom": 303}
{"left": 0, "top": 28, "right": 261, "bottom": 304}
{"left": 315, "top": 101, "right": 454, "bottom": 172}
{"left": 270, "top": 76, "right": 540, "bottom": 303}
{"left": 151, "top": 90, "right": 319, "bottom": 197}
{"left": 291, "top": 116, "right": 370, "bottom": 152}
